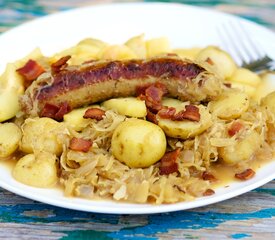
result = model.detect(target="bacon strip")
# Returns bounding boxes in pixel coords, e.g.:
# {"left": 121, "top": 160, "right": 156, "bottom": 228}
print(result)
{"left": 203, "top": 189, "right": 215, "bottom": 196}
{"left": 235, "top": 169, "right": 255, "bottom": 180}
{"left": 228, "top": 121, "right": 244, "bottom": 137}
{"left": 158, "top": 107, "right": 176, "bottom": 119}
{"left": 146, "top": 109, "right": 158, "bottom": 124}
{"left": 159, "top": 148, "right": 180, "bottom": 175}
{"left": 40, "top": 102, "right": 70, "bottom": 121}
{"left": 202, "top": 171, "right": 217, "bottom": 182}
{"left": 16, "top": 59, "right": 45, "bottom": 81}
{"left": 172, "top": 105, "right": 200, "bottom": 122}
{"left": 144, "top": 84, "right": 167, "bottom": 113}
{"left": 69, "top": 137, "right": 92, "bottom": 152}
{"left": 51, "top": 55, "right": 71, "bottom": 74}
{"left": 83, "top": 108, "right": 105, "bottom": 120}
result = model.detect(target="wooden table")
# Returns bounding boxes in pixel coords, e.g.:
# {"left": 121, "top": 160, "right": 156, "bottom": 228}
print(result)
{"left": 0, "top": 1, "right": 275, "bottom": 239}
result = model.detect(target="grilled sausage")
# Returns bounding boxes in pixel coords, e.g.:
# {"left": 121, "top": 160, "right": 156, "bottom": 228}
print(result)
{"left": 20, "top": 56, "right": 222, "bottom": 116}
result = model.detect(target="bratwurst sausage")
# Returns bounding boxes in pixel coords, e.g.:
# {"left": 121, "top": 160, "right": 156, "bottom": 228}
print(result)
{"left": 20, "top": 56, "right": 222, "bottom": 116}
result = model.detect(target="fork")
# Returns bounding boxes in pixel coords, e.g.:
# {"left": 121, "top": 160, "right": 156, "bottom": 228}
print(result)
{"left": 217, "top": 21, "right": 274, "bottom": 72}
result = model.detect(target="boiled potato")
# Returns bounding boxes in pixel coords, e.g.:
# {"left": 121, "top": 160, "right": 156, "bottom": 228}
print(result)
{"left": 219, "top": 130, "right": 262, "bottom": 164}
{"left": 13, "top": 48, "right": 43, "bottom": 69}
{"left": 102, "top": 97, "right": 146, "bottom": 118}
{"left": 98, "top": 44, "right": 136, "bottom": 60}
{"left": 20, "top": 118, "right": 63, "bottom": 155}
{"left": 13, "top": 152, "right": 58, "bottom": 187}
{"left": 196, "top": 46, "right": 237, "bottom": 79}
{"left": 228, "top": 68, "right": 261, "bottom": 87}
{"left": 0, "top": 123, "right": 22, "bottom": 158}
{"left": 50, "top": 38, "right": 107, "bottom": 65}
{"left": 0, "top": 63, "right": 25, "bottom": 122}
{"left": 208, "top": 90, "right": 249, "bottom": 119}
{"left": 229, "top": 82, "right": 256, "bottom": 97}
{"left": 162, "top": 98, "right": 186, "bottom": 110}
{"left": 261, "top": 91, "right": 275, "bottom": 116}
{"left": 157, "top": 103, "right": 212, "bottom": 139}
{"left": 64, "top": 106, "right": 96, "bottom": 131}
{"left": 172, "top": 47, "right": 202, "bottom": 60}
{"left": 125, "top": 34, "right": 147, "bottom": 58}
{"left": 0, "top": 88, "right": 21, "bottom": 122}
{"left": 146, "top": 37, "right": 170, "bottom": 57}
{"left": 111, "top": 119, "right": 166, "bottom": 168}
{"left": 77, "top": 37, "right": 107, "bottom": 49}
{"left": 0, "top": 63, "right": 24, "bottom": 92}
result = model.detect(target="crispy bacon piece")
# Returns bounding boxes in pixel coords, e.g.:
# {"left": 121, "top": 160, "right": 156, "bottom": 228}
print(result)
{"left": 83, "top": 108, "right": 105, "bottom": 120}
{"left": 144, "top": 84, "right": 167, "bottom": 113}
{"left": 40, "top": 103, "right": 59, "bottom": 119}
{"left": 205, "top": 57, "right": 214, "bottom": 65}
{"left": 224, "top": 83, "right": 232, "bottom": 88}
{"left": 159, "top": 148, "right": 180, "bottom": 175}
{"left": 235, "top": 169, "right": 255, "bottom": 180}
{"left": 136, "top": 84, "right": 152, "bottom": 97}
{"left": 51, "top": 55, "right": 71, "bottom": 74}
{"left": 69, "top": 137, "right": 92, "bottom": 152}
{"left": 146, "top": 109, "right": 158, "bottom": 124}
{"left": 203, "top": 189, "right": 215, "bottom": 196}
{"left": 55, "top": 102, "right": 71, "bottom": 121}
{"left": 158, "top": 107, "right": 176, "bottom": 119}
{"left": 228, "top": 121, "right": 244, "bottom": 137}
{"left": 202, "top": 171, "right": 217, "bottom": 182}
{"left": 16, "top": 59, "right": 45, "bottom": 81}
{"left": 172, "top": 105, "right": 200, "bottom": 122}
{"left": 40, "top": 102, "right": 70, "bottom": 121}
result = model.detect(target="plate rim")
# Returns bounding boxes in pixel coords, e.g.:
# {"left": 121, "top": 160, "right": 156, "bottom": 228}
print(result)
{"left": 0, "top": 2, "right": 275, "bottom": 214}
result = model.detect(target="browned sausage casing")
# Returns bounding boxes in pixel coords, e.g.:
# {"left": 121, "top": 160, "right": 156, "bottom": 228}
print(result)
{"left": 20, "top": 56, "right": 222, "bottom": 116}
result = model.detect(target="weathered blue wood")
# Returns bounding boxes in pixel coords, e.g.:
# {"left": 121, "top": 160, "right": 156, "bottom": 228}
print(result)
{"left": 0, "top": 0, "right": 275, "bottom": 239}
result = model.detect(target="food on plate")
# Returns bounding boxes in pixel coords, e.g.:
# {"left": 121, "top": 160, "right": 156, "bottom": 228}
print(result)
{"left": 196, "top": 46, "right": 237, "bottom": 79}
{"left": 208, "top": 90, "right": 249, "bottom": 119}
{"left": 111, "top": 119, "right": 166, "bottom": 168}
{"left": 13, "top": 152, "right": 58, "bottom": 187}
{"left": 157, "top": 101, "right": 212, "bottom": 139}
{"left": 0, "top": 35, "right": 275, "bottom": 204}
{"left": 0, "top": 123, "right": 22, "bottom": 158}
{"left": 102, "top": 97, "right": 147, "bottom": 118}
{"left": 20, "top": 117, "right": 64, "bottom": 155}
{"left": 21, "top": 56, "right": 222, "bottom": 117}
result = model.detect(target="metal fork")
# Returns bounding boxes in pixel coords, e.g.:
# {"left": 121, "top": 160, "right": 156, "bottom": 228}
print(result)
{"left": 218, "top": 21, "right": 274, "bottom": 72}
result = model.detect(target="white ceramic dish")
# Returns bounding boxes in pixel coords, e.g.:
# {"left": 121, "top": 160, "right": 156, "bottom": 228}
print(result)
{"left": 0, "top": 2, "right": 275, "bottom": 214}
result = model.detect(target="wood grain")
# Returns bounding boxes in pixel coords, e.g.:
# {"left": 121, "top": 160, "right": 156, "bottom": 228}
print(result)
{"left": 0, "top": 182, "right": 275, "bottom": 239}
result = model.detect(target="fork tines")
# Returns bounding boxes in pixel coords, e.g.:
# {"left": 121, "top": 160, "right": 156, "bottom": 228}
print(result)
{"left": 218, "top": 21, "right": 274, "bottom": 72}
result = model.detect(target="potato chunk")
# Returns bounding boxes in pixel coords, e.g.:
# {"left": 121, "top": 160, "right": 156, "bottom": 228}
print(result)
{"left": 63, "top": 106, "right": 95, "bottom": 131}
{"left": 172, "top": 47, "right": 202, "bottom": 60}
{"left": 261, "top": 91, "right": 275, "bottom": 116}
{"left": 219, "top": 130, "right": 261, "bottom": 164}
{"left": 102, "top": 97, "right": 147, "bottom": 118}
{"left": 146, "top": 37, "right": 170, "bottom": 57}
{"left": 13, "top": 152, "right": 58, "bottom": 187}
{"left": 228, "top": 68, "right": 261, "bottom": 87}
{"left": 98, "top": 45, "right": 136, "bottom": 60}
{"left": 111, "top": 119, "right": 166, "bottom": 168}
{"left": 0, "top": 123, "right": 22, "bottom": 158}
{"left": 157, "top": 101, "right": 212, "bottom": 139}
{"left": 0, "top": 63, "right": 25, "bottom": 122}
{"left": 196, "top": 46, "right": 237, "bottom": 79}
{"left": 125, "top": 34, "right": 147, "bottom": 58}
{"left": 208, "top": 90, "right": 249, "bottom": 119}
{"left": 20, "top": 118, "right": 63, "bottom": 155}
{"left": 0, "top": 88, "right": 22, "bottom": 122}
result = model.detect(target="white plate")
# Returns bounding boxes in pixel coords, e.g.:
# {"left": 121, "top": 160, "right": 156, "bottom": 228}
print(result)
{"left": 1, "top": 2, "right": 275, "bottom": 214}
